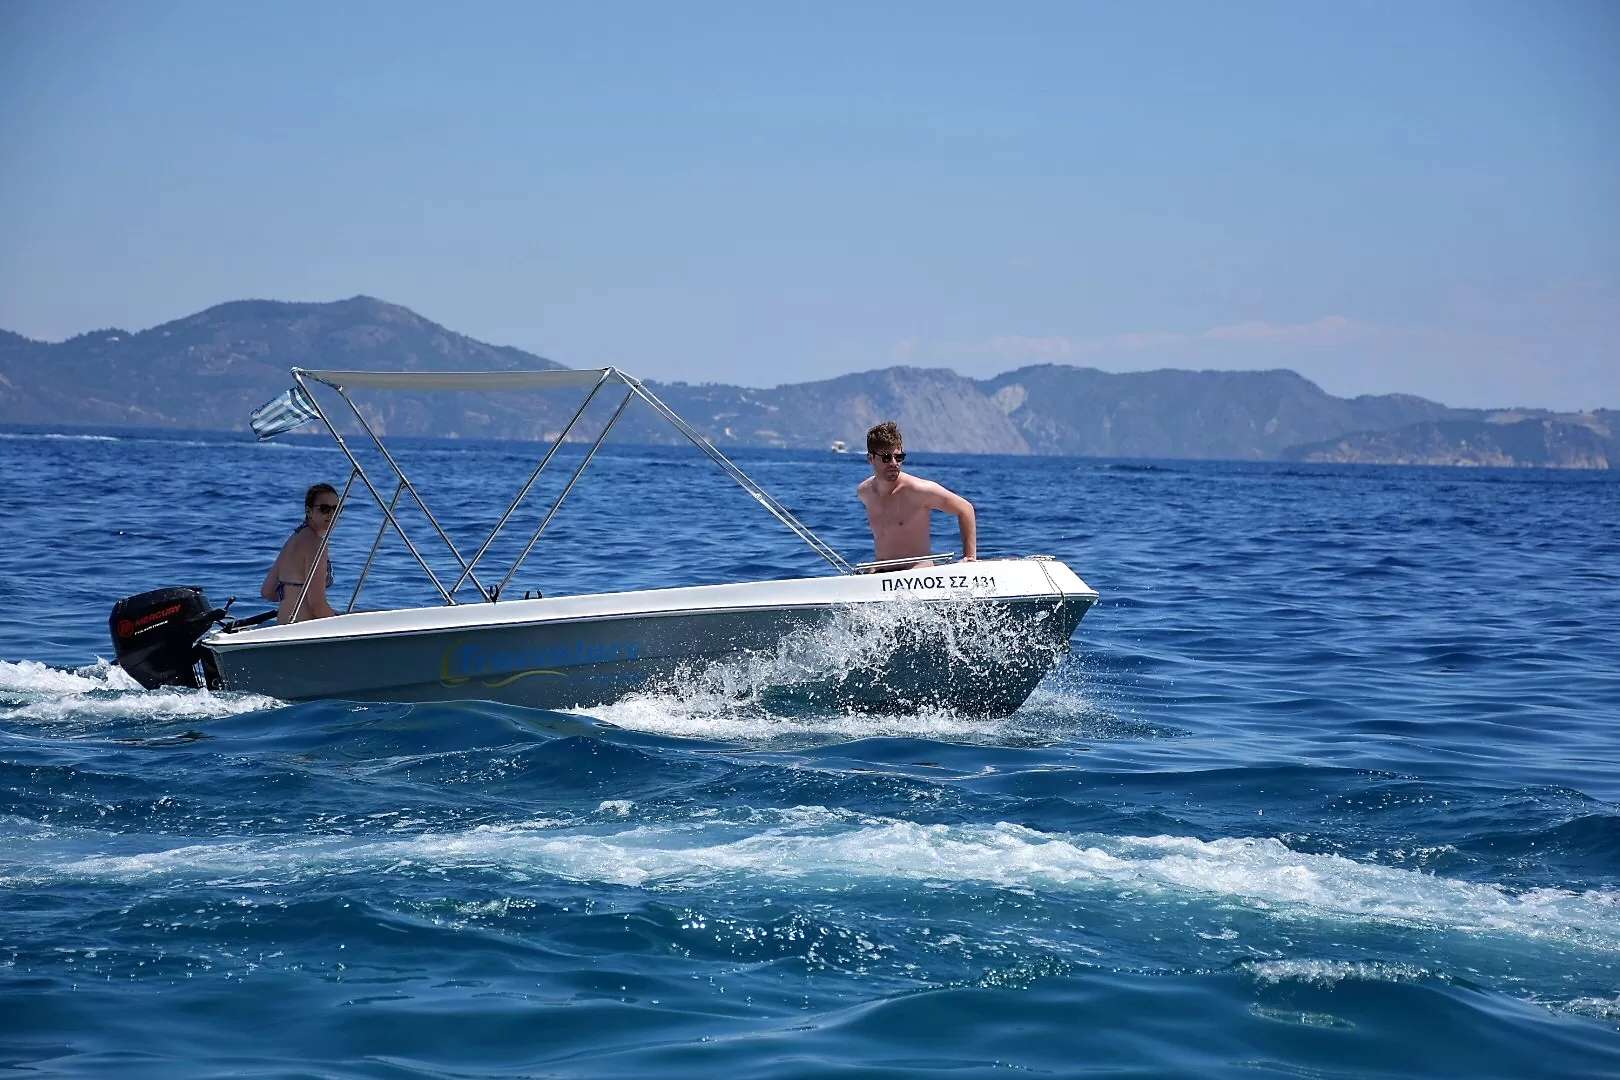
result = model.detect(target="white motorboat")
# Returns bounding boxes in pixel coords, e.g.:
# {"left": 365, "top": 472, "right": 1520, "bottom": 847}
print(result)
{"left": 109, "top": 367, "right": 1099, "bottom": 716}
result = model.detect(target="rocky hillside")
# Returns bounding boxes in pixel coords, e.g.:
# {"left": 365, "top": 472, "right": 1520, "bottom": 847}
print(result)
{"left": 979, "top": 365, "right": 1458, "bottom": 459}
{"left": 647, "top": 368, "right": 1028, "bottom": 454}
{"left": 1284, "top": 414, "right": 1618, "bottom": 468}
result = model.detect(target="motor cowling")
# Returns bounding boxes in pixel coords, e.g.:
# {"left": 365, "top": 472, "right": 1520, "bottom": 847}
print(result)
{"left": 109, "top": 586, "right": 220, "bottom": 689}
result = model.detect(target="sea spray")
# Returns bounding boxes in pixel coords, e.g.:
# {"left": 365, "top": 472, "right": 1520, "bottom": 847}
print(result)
{"left": 0, "top": 658, "right": 280, "bottom": 725}
{"left": 16, "top": 809, "right": 1620, "bottom": 955}
{"left": 572, "top": 593, "right": 1075, "bottom": 741}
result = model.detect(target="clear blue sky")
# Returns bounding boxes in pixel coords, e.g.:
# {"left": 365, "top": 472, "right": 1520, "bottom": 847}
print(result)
{"left": 2, "top": 1, "right": 1615, "bottom": 408}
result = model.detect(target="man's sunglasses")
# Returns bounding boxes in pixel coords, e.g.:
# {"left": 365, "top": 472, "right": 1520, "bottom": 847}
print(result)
{"left": 870, "top": 451, "right": 907, "bottom": 464}
{"left": 312, "top": 503, "right": 339, "bottom": 515}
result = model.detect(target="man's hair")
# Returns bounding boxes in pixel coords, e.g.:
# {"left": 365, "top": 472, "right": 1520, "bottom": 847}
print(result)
{"left": 304, "top": 482, "right": 338, "bottom": 510}
{"left": 866, "top": 421, "right": 902, "bottom": 455}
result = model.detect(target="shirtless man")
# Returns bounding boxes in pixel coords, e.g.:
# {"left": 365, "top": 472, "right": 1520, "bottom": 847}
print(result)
{"left": 856, "top": 421, "right": 976, "bottom": 570}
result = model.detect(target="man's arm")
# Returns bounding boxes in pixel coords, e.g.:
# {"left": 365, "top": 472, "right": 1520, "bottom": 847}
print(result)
{"left": 929, "top": 483, "right": 976, "bottom": 561}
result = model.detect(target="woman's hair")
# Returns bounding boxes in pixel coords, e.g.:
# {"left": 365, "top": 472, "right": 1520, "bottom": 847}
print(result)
{"left": 304, "top": 482, "right": 338, "bottom": 510}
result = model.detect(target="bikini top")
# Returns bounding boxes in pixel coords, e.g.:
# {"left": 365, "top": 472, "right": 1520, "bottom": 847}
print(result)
{"left": 278, "top": 522, "right": 335, "bottom": 590}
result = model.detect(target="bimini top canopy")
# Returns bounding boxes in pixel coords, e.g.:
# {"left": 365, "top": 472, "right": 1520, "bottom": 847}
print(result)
{"left": 252, "top": 365, "right": 854, "bottom": 617}
{"left": 298, "top": 367, "right": 615, "bottom": 392}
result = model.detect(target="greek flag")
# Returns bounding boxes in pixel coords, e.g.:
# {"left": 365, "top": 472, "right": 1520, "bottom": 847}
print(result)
{"left": 249, "top": 385, "right": 319, "bottom": 440}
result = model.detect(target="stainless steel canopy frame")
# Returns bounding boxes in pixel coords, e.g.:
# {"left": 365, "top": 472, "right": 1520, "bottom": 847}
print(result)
{"left": 286, "top": 366, "right": 856, "bottom": 612}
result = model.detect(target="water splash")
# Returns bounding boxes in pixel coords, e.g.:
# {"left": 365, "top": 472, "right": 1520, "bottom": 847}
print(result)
{"left": 1243, "top": 959, "right": 1433, "bottom": 987}
{"left": 577, "top": 696, "right": 1031, "bottom": 744}
{"left": 0, "top": 658, "right": 141, "bottom": 695}
{"left": 0, "top": 657, "right": 280, "bottom": 724}
{"left": 574, "top": 594, "right": 1073, "bottom": 742}
{"left": 1563, "top": 994, "right": 1620, "bottom": 1022}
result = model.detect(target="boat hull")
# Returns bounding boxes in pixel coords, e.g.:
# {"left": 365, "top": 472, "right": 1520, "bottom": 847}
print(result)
{"left": 204, "top": 558, "right": 1099, "bottom": 717}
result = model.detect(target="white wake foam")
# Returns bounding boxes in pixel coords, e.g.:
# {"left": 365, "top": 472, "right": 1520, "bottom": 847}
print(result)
{"left": 576, "top": 694, "right": 1019, "bottom": 743}
{"left": 0, "top": 658, "right": 142, "bottom": 695}
{"left": 0, "top": 658, "right": 280, "bottom": 722}
{"left": 1562, "top": 994, "right": 1620, "bottom": 1021}
{"left": 1244, "top": 959, "right": 1433, "bottom": 986}
{"left": 25, "top": 810, "right": 1620, "bottom": 952}
{"left": 571, "top": 593, "right": 1072, "bottom": 741}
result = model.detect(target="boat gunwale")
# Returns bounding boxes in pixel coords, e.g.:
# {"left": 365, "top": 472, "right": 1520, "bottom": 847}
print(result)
{"left": 206, "top": 580, "right": 1098, "bottom": 654}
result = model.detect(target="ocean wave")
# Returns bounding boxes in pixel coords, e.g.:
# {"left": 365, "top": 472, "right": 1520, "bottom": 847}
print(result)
{"left": 1243, "top": 958, "right": 1432, "bottom": 986}
{"left": 254, "top": 440, "right": 341, "bottom": 453}
{"left": 1, "top": 687, "right": 282, "bottom": 723}
{"left": 1464, "top": 814, "right": 1620, "bottom": 873}
{"left": 20, "top": 811, "right": 1620, "bottom": 951}
{"left": 574, "top": 694, "right": 1026, "bottom": 744}
{"left": 144, "top": 437, "right": 230, "bottom": 449}
{"left": 1092, "top": 462, "right": 1175, "bottom": 474}
{"left": 573, "top": 679, "right": 1122, "bottom": 747}
{"left": 1561, "top": 994, "right": 1620, "bottom": 1022}
{"left": 0, "top": 658, "right": 280, "bottom": 722}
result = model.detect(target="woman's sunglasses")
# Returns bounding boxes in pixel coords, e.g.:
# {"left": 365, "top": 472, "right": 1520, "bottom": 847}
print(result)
{"left": 870, "top": 451, "right": 906, "bottom": 464}
{"left": 311, "top": 503, "right": 339, "bottom": 515}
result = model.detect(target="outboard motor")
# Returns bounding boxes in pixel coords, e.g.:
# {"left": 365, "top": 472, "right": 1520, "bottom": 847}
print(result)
{"left": 109, "top": 586, "right": 223, "bottom": 689}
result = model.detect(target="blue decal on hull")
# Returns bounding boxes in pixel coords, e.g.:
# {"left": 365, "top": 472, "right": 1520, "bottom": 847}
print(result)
{"left": 440, "top": 638, "right": 643, "bottom": 688}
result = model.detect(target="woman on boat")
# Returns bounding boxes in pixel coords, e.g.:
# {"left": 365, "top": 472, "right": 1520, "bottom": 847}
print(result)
{"left": 261, "top": 483, "right": 338, "bottom": 623}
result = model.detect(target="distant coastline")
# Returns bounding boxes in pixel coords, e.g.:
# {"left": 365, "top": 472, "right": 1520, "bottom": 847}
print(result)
{"left": 1, "top": 297, "right": 1613, "bottom": 469}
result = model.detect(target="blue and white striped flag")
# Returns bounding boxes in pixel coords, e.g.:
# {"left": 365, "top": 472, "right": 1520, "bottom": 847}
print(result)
{"left": 249, "top": 385, "right": 320, "bottom": 440}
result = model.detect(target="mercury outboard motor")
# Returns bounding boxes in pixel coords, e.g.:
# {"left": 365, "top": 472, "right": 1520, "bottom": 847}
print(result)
{"left": 109, "top": 586, "right": 225, "bottom": 689}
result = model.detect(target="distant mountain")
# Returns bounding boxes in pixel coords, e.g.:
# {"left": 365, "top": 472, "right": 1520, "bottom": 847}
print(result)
{"left": 645, "top": 367, "right": 1029, "bottom": 454}
{"left": 0, "top": 297, "right": 1612, "bottom": 467}
{"left": 0, "top": 296, "right": 573, "bottom": 439}
{"left": 978, "top": 365, "right": 1459, "bottom": 459}
{"left": 1284, "top": 413, "right": 1618, "bottom": 469}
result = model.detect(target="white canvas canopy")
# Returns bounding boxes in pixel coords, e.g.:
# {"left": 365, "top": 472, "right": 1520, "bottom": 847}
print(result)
{"left": 297, "top": 368, "right": 614, "bottom": 392}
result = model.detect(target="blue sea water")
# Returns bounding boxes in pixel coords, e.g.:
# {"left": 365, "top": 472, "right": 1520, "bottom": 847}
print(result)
{"left": 2, "top": 426, "right": 1618, "bottom": 1078}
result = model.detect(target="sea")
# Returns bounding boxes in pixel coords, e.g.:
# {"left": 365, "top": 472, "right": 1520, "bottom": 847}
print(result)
{"left": 1, "top": 425, "right": 1617, "bottom": 1078}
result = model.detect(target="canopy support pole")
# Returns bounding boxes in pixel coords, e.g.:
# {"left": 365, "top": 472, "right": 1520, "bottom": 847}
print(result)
{"left": 325, "top": 384, "right": 491, "bottom": 599}
{"left": 447, "top": 368, "right": 614, "bottom": 601}
{"left": 290, "top": 469, "right": 356, "bottom": 623}
{"left": 292, "top": 371, "right": 457, "bottom": 605}
{"left": 497, "top": 385, "right": 636, "bottom": 597}
{"left": 346, "top": 480, "right": 404, "bottom": 613}
{"left": 272, "top": 366, "right": 855, "bottom": 610}
{"left": 617, "top": 374, "right": 853, "bottom": 574}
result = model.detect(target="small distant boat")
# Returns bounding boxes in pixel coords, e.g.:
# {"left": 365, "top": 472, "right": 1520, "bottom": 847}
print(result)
{"left": 109, "top": 367, "right": 1099, "bottom": 716}
{"left": 831, "top": 439, "right": 848, "bottom": 454}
